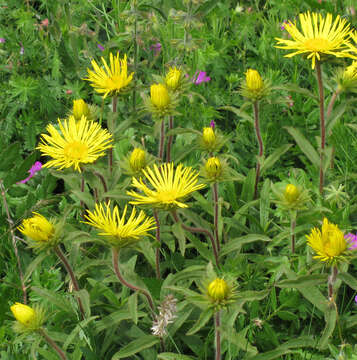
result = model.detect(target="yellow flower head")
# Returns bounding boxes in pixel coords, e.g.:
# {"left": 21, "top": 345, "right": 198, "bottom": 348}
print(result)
{"left": 205, "top": 157, "right": 222, "bottom": 180}
{"left": 84, "top": 202, "right": 156, "bottom": 249}
{"left": 37, "top": 115, "right": 112, "bottom": 172}
{"left": 11, "top": 303, "right": 36, "bottom": 326}
{"left": 246, "top": 69, "right": 263, "bottom": 91}
{"left": 129, "top": 148, "right": 147, "bottom": 173}
{"left": 275, "top": 12, "right": 354, "bottom": 69}
{"left": 127, "top": 163, "right": 205, "bottom": 210}
{"left": 306, "top": 218, "right": 348, "bottom": 265}
{"left": 165, "top": 67, "right": 182, "bottom": 90}
{"left": 207, "top": 278, "right": 230, "bottom": 302}
{"left": 84, "top": 52, "right": 134, "bottom": 98}
{"left": 17, "top": 213, "right": 54, "bottom": 242}
{"left": 73, "top": 99, "right": 89, "bottom": 120}
{"left": 150, "top": 83, "right": 170, "bottom": 109}
{"left": 284, "top": 184, "right": 300, "bottom": 203}
{"left": 202, "top": 127, "right": 216, "bottom": 149}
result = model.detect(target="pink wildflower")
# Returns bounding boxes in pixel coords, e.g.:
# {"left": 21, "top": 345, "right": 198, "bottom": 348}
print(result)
{"left": 345, "top": 233, "right": 357, "bottom": 250}
{"left": 97, "top": 43, "right": 104, "bottom": 51}
{"left": 18, "top": 162, "right": 42, "bottom": 184}
{"left": 41, "top": 18, "right": 49, "bottom": 27}
{"left": 150, "top": 42, "right": 162, "bottom": 56}
{"left": 193, "top": 71, "right": 211, "bottom": 85}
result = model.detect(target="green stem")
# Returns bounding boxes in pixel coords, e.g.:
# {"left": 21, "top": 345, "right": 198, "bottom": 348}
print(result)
{"left": 315, "top": 61, "right": 325, "bottom": 195}
{"left": 153, "top": 210, "right": 161, "bottom": 279}
{"left": 109, "top": 96, "right": 118, "bottom": 173}
{"left": 39, "top": 328, "right": 67, "bottom": 360}
{"left": 213, "top": 182, "right": 220, "bottom": 253}
{"left": 166, "top": 116, "right": 174, "bottom": 163}
{"left": 326, "top": 88, "right": 340, "bottom": 170}
{"left": 112, "top": 248, "right": 155, "bottom": 313}
{"left": 158, "top": 118, "right": 166, "bottom": 162}
{"left": 215, "top": 311, "right": 221, "bottom": 360}
{"left": 253, "top": 101, "right": 263, "bottom": 199}
{"left": 328, "top": 265, "right": 338, "bottom": 300}
{"left": 54, "top": 246, "right": 85, "bottom": 320}
{"left": 172, "top": 210, "right": 220, "bottom": 268}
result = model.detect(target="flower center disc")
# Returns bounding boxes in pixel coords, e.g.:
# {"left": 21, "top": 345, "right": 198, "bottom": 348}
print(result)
{"left": 304, "top": 38, "right": 331, "bottom": 52}
{"left": 157, "top": 190, "right": 178, "bottom": 205}
{"left": 64, "top": 141, "right": 88, "bottom": 160}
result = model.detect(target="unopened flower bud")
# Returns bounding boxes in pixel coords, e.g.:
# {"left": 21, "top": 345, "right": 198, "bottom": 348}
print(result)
{"left": 246, "top": 69, "right": 263, "bottom": 91}
{"left": 10, "top": 303, "right": 36, "bottom": 327}
{"left": 18, "top": 213, "right": 54, "bottom": 243}
{"left": 165, "top": 67, "right": 181, "bottom": 90}
{"left": 150, "top": 84, "right": 170, "bottom": 109}
{"left": 73, "top": 99, "right": 89, "bottom": 120}
{"left": 129, "top": 148, "right": 146, "bottom": 173}
{"left": 207, "top": 278, "right": 229, "bottom": 301}
{"left": 202, "top": 127, "right": 216, "bottom": 148}
{"left": 205, "top": 157, "right": 222, "bottom": 179}
{"left": 284, "top": 184, "right": 299, "bottom": 203}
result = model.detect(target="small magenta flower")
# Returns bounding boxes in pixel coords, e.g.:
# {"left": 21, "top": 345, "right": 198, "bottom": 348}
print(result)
{"left": 345, "top": 233, "right": 357, "bottom": 250}
{"left": 97, "top": 43, "right": 104, "bottom": 51}
{"left": 150, "top": 42, "right": 162, "bottom": 56}
{"left": 210, "top": 120, "right": 215, "bottom": 129}
{"left": 193, "top": 71, "right": 211, "bottom": 85}
{"left": 355, "top": 294, "right": 357, "bottom": 304}
{"left": 18, "top": 161, "right": 42, "bottom": 184}
{"left": 0, "top": 38, "right": 5, "bottom": 43}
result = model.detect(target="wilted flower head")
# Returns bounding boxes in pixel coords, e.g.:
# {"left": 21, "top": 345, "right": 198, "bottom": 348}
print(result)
{"left": 306, "top": 218, "right": 348, "bottom": 265}
{"left": 10, "top": 303, "right": 45, "bottom": 332}
{"left": 151, "top": 294, "right": 177, "bottom": 337}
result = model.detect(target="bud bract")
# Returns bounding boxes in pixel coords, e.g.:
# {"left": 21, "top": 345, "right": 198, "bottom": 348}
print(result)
{"left": 129, "top": 148, "right": 147, "bottom": 173}
{"left": 73, "top": 99, "right": 89, "bottom": 120}
{"left": 150, "top": 84, "right": 170, "bottom": 109}
{"left": 284, "top": 184, "right": 300, "bottom": 203}
{"left": 165, "top": 67, "right": 181, "bottom": 91}
{"left": 207, "top": 278, "right": 229, "bottom": 301}
{"left": 202, "top": 127, "right": 216, "bottom": 149}
{"left": 246, "top": 69, "right": 263, "bottom": 91}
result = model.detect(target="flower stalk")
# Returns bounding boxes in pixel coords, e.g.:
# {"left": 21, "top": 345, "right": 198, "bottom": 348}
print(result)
{"left": 213, "top": 183, "right": 220, "bottom": 252}
{"left": 166, "top": 116, "right": 174, "bottom": 163}
{"left": 112, "top": 248, "right": 155, "bottom": 313}
{"left": 158, "top": 118, "right": 166, "bottom": 162}
{"left": 253, "top": 101, "right": 263, "bottom": 199}
{"left": 39, "top": 328, "right": 68, "bottom": 360}
{"left": 328, "top": 265, "right": 338, "bottom": 300}
{"left": 154, "top": 210, "right": 161, "bottom": 279}
{"left": 215, "top": 311, "right": 221, "bottom": 360}
{"left": 54, "top": 246, "right": 85, "bottom": 319}
{"left": 172, "top": 210, "right": 219, "bottom": 268}
{"left": 316, "top": 61, "right": 326, "bottom": 195}
{"left": 109, "top": 96, "right": 118, "bottom": 173}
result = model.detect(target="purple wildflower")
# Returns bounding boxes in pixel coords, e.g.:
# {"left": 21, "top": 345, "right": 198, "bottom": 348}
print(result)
{"left": 345, "top": 233, "right": 357, "bottom": 250}
{"left": 355, "top": 295, "right": 357, "bottom": 304}
{"left": 210, "top": 120, "right": 215, "bottom": 129}
{"left": 97, "top": 43, "right": 104, "bottom": 51}
{"left": 193, "top": 71, "right": 211, "bottom": 85}
{"left": 0, "top": 38, "right": 5, "bottom": 43}
{"left": 150, "top": 42, "right": 162, "bottom": 56}
{"left": 18, "top": 161, "right": 42, "bottom": 184}
{"left": 281, "top": 20, "right": 288, "bottom": 30}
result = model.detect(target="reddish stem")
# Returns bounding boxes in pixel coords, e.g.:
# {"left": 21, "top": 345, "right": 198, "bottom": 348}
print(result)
{"left": 253, "top": 101, "right": 263, "bottom": 199}
{"left": 154, "top": 210, "right": 161, "bottom": 279}
{"left": 166, "top": 116, "right": 174, "bottom": 163}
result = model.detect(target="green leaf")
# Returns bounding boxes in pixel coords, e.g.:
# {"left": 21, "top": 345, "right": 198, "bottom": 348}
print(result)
{"left": 277, "top": 274, "right": 327, "bottom": 288}
{"left": 172, "top": 222, "right": 187, "bottom": 256}
{"left": 186, "top": 307, "right": 214, "bottom": 335}
{"left": 63, "top": 316, "right": 98, "bottom": 350}
{"left": 0, "top": 143, "right": 21, "bottom": 172}
{"left": 31, "top": 286, "right": 74, "bottom": 313}
{"left": 285, "top": 126, "right": 320, "bottom": 167}
{"left": 128, "top": 292, "right": 138, "bottom": 324}
{"left": 260, "top": 180, "right": 271, "bottom": 230}
{"left": 158, "top": 353, "right": 196, "bottom": 360}
{"left": 338, "top": 272, "right": 357, "bottom": 291}
{"left": 24, "top": 253, "right": 48, "bottom": 282}
{"left": 274, "top": 84, "right": 318, "bottom": 100}
{"left": 241, "top": 168, "right": 256, "bottom": 203}
{"left": 219, "top": 106, "right": 254, "bottom": 124}
{"left": 111, "top": 335, "right": 160, "bottom": 359}
{"left": 260, "top": 144, "right": 292, "bottom": 175}
{"left": 220, "top": 234, "right": 271, "bottom": 256}
{"left": 318, "top": 305, "right": 337, "bottom": 349}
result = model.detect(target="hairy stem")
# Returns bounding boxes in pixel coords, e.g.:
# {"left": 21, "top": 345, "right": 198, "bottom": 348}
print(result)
{"left": 316, "top": 61, "right": 325, "bottom": 195}
{"left": 171, "top": 210, "right": 220, "bottom": 268}
{"left": 0, "top": 180, "right": 27, "bottom": 304}
{"left": 253, "top": 101, "right": 263, "bottom": 199}
{"left": 166, "top": 116, "right": 174, "bottom": 163}
{"left": 93, "top": 171, "right": 109, "bottom": 203}
{"left": 213, "top": 183, "right": 220, "bottom": 253}
{"left": 112, "top": 248, "right": 155, "bottom": 313}
{"left": 54, "top": 246, "right": 85, "bottom": 319}
{"left": 39, "top": 328, "right": 68, "bottom": 360}
{"left": 154, "top": 210, "right": 161, "bottom": 279}
{"left": 108, "top": 96, "right": 118, "bottom": 173}
{"left": 328, "top": 265, "right": 338, "bottom": 300}
{"left": 290, "top": 217, "right": 296, "bottom": 254}
{"left": 215, "top": 311, "right": 221, "bottom": 360}
{"left": 158, "top": 118, "right": 166, "bottom": 162}
{"left": 326, "top": 89, "right": 340, "bottom": 170}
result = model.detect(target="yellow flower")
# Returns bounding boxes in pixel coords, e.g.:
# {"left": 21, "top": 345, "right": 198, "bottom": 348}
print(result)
{"left": 275, "top": 12, "right": 354, "bottom": 69}
{"left": 127, "top": 163, "right": 205, "bottom": 210}
{"left": 205, "top": 157, "right": 222, "bottom": 180}
{"left": 165, "top": 67, "right": 181, "bottom": 90}
{"left": 37, "top": 115, "right": 112, "bottom": 172}
{"left": 73, "top": 99, "right": 89, "bottom": 120}
{"left": 284, "top": 184, "right": 300, "bottom": 203}
{"left": 129, "top": 148, "right": 147, "bottom": 173}
{"left": 11, "top": 303, "right": 36, "bottom": 326}
{"left": 207, "top": 278, "right": 230, "bottom": 301}
{"left": 84, "top": 52, "right": 134, "bottom": 98}
{"left": 84, "top": 202, "right": 156, "bottom": 248}
{"left": 246, "top": 69, "right": 263, "bottom": 91}
{"left": 306, "top": 218, "right": 347, "bottom": 264}
{"left": 18, "top": 213, "right": 54, "bottom": 242}
{"left": 202, "top": 127, "right": 216, "bottom": 149}
{"left": 150, "top": 83, "right": 170, "bottom": 109}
